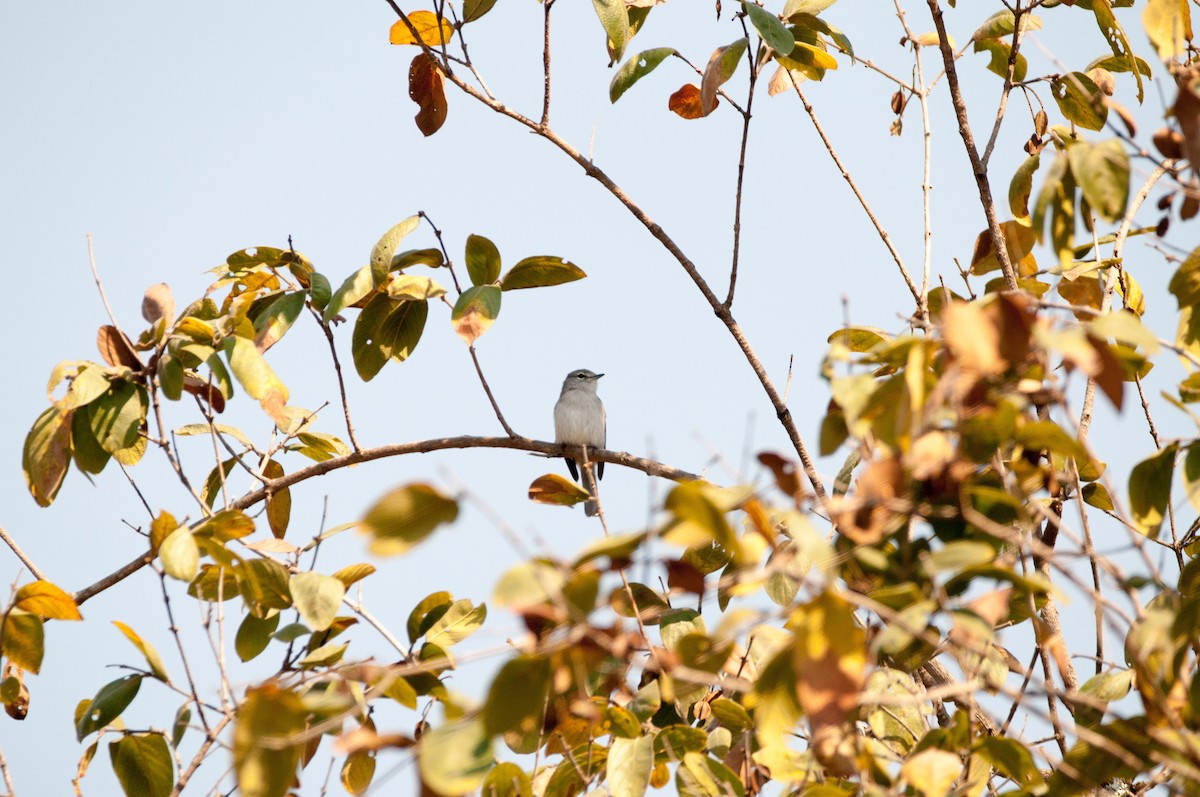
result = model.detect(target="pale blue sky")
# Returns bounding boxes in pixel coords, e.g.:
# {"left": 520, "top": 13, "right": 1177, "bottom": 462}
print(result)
{"left": 0, "top": 2, "right": 1189, "bottom": 794}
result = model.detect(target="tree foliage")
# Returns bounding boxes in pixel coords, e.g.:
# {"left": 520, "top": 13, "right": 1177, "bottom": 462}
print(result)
{"left": 5, "top": 0, "right": 1200, "bottom": 795}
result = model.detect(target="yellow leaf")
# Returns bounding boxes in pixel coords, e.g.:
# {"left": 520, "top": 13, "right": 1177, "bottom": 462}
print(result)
{"left": 902, "top": 748, "right": 963, "bottom": 797}
{"left": 389, "top": 11, "right": 454, "bottom": 47}
{"left": 788, "top": 589, "right": 866, "bottom": 731}
{"left": 528, "top": 473, "right": 591, "bottom": 507}
{"left": 14, "top": 580, "right": 82, "bottom": 621}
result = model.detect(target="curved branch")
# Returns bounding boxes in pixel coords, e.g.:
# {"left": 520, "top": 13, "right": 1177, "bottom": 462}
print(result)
{"left": 926, "top": 0, "right": 1019, "bottom": 290}
{"left": 382, "top": 0, "right": 827, "bottom": 502}
{"left": 72, "top": 436, "right": 698, "bottom": 605}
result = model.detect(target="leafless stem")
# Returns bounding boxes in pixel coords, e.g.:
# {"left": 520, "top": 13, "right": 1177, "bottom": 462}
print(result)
{"left": 171, "top": 715, "right": 232, "bottom": 797}
{"left": 724, "top": 18, "right": 760, "bottom": 310}
{"left": 894, "top": 1, "right": 934, "bottom": 320}
{"left": 791, "top": 83, "right": 922, "bottom": 309}
{"left": 925, "top": 0, "right": 1018, "bottom": 289}
{"left": 541, "top": 0, "right": 553, "bottom": 126}
{"left": 381, "top": 0, "right": 827, "bottom": 505}
{"left": 0, "top": 740, "right": 15, "bottom": 797}
{"left": 980, "top": 1, "right": 1029, "bottom": 168}
{"left": 157, "top": 569, "right": 212, "bottom": 735}
{"left": 86, "top": 234, "right": 125, "bottom": 335}
{"left": 468, "top": 346, "right": 516, "bottom": 436}
{"left": 311, "top": 306, "right": 362, "bottom": 453}
{"left": 0, "top": 527, "right": 47, "bottom": 582}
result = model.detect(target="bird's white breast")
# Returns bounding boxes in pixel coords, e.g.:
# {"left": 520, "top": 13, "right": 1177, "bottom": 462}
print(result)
{"left": 554, "top": 391, "right": 606, "bottom": 447}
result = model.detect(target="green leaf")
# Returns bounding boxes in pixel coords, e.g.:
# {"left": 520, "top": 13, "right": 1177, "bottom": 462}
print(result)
{"left": 1051, "top": 72, "right": 1107, "bottom": 131}
{"left": 1091, "top": 0, "right": 1143, "bottom": 101}
{"left": 700, "top": 38, "right": 748, "bottom": 115}
{"left": 407, "top": 591, "right": 454, "bottom": 643}
{"left": 499, "top": 256, "right": 586, "bottom": 291}
{"left": 188, "top": 565, "right": 240, "bottom": 602}
{"left": 236, "top": 558, "right": 293, "bottom": 616}
{"left": 661, "top": 608, "right": 706, "bottom": 652}
{"left": 1067, "top": 139, "right": 1129, "bottom": 224}
{"left": 1008, "top": 153, "right": 1040, "bottom": 223}
{"left": 89, "top": 381, "right": 147, "bottom": 454}
{"left": 1, "top": 612, "right": 44, "bottom": 673}
{"left": 1129, "top": 444, "right": 1177, "bottom": 538}
{"left": 425, "top": 598, "right": 487, "bottom": 647}
{"left": 370, "top": 216, "right": 421, "bottom": 279}
{"left": 362, "top": 483, "right": 459, "bottom": 556}
{"left": 77, "top": 675, "right": 143, "bottom": 741}
{"left": 289, "top": 572, "right": 345, "bottom": 632}
{"left": 172, "top": 704, "right": 191, "bottom": 748}
{"left": 323, "top": 264, "right": 377, "bottom": 323}
{"left": 451, "top": 285, "right": 501, "bottom": 345}
{"left": 971, "top": 9, "right": 1043, "bottom": 40}
{"left": 112, "top": 621, "right": 169, "bottom": 681}
{"left": 463, "top": 0, "right": 499, "bottom": 23}
{"left": 417, "top": 717, "right": 494, "bottom": 796}
{"left": 387, "top": 274, "right": 447, "bottom": 301}
{"left": 159, "top": 527, "right": 200, "bottom": 582}
{"left": 973, "top": 39, "right": 1027, "bottom": 83}
{"left": 464, "top": 234, "right": 502, "bottom": 286}
{"left": 974, "top": 737, "right": 1046, "bottom": 794}
{"left": 493, "top": 561, "right": 565, "bottom": 611}
{"left": 483, "top": 655, "right": 551, "bottom": 735}
{"left": 110, "top": 734, "right": 174, "bottom": 797}
{"left": 592, "top": 0, "right": 630, "bottom": 62}
{"left": 392, "top": 248, "right": 445, "bottom": 271}
{"left": 480, "top": 763, "right": 531, "bottom": 797}
{"left": 783, "top": 0, "right": 837, "bottom": 15}
{"left": 223, "top": 336, "right": 288, "bottom": 405}
{"left": 55, "top": 363, "right": 112, "bottom": 410}
{"left": 308, "top": 271, "right": 332, "bottom": 311}
{"left": 234, "top": 685, "right": 307, "bottom": 797}
{"left": 744, "top": 3, "right": 794, "bottom": 55}
{"left": 23, "top": 406, "right": 73, "bottom": 506}
{"left": 1082, "top": 482, "right": 1115, "bottom": 512}
{"left": 236, "top": 612, "right": 280, "bottom": 662}
{"left": 71, "top": 406, "right": 110, "bottom": 475}
{"left": 607, "top": 735, "right": 654, "bottom": 797}
{"left": 711, "top": 697, "right": 753, "bottom": 733}
{"left": 676, "top": 751, "right": 745, "bottom": 797}
{"left": 252, "top": 291, "right": 306, "bottom": 352}
{"left": 352, "top": 293, "right": 429, "bottom": 380}
{"left": 610, "top": 48, "right": 677, "bottom": 102}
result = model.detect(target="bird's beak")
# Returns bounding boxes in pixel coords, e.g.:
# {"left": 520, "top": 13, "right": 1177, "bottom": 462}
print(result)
{"left": 596, "top": 373, "right": 605, "bottom": 379}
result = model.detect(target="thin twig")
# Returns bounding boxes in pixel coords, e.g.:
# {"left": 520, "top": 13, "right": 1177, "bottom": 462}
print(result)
{"left": 468, "top": 346, "right": 516, "bottom": 436}
{"left": 311, "top": 306, "right": 362, "bottom": 453}
{"left": 381, "top": 0, "right": 828, "bottom": 505}
{"left": 925, "top": 0, "right": 1018, "bottom": 289}
{"left": 0, "top": 527, "right": 47, "bottom": 582}
{"left": 792, "top": 83, "right": 922, "bottom": 308}
{"left": 724, "top": 14, "right": 759, "bottom": 310}
{"left": 157, "top": 568, "right": 212, "bottom": 735}
{"left": 0, "top": 740, "right": 15, "bottom": 797}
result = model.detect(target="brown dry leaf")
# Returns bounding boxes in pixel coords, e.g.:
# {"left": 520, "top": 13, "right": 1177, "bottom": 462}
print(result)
{"left": 336, "top": 725, "right": 415, "bottom": 754}
{"left": 1153, "top": 127, "right": 1185, "bottom": 159}
{"left": 408, "top": 54, "right": 447, "bottom": 137}
{"left": 831, "top": 455, "right": 907, "bottom": 544}
{"left": 1106, "top": 97, "right": 1137, "bottom": 137}
{"left": 1087, "top": 335, "right": 1125, "bottom": 411}
{"left": 907, "top": 431, "right": 955, "bottom": 481}
{"left": 758, "top": 451, "right": 801, "bottom": 498}
{"left": 668, "top": 84, "right": 710, "bottom": 119}
{"left": 789, "top": 590, "right": 865, "bottom": 768}
{"left": 1175, "top": 67, "right": 1200, "bottom": 173}
{"left": 141, "top": 283, "right": 175, "bottom": 325}
{"left": 96, "top": 325, "right": 143, "bottom": 370}
{"left": 969, "top": 221, "right": 1036, "bottom": 276}
{"left": 1034, "top": 617, "right": 1071, "bottom": 687}
{"left": 182, "top": 375, "right": 226, "bottom": 413}
{"left": 966, "top": 588, "right": 1013, "bottom": 627}
{"left": 990, "top": 291, "right": 1035, "bottom": 371}
{"left": 767, "top": 64, "right": 803, "bottom": 96}
{"left": 943, "top": 301, "right": 1004, "bottom": 376}
{"left": 388, "top": 11, "right": 454, "bottom": 46}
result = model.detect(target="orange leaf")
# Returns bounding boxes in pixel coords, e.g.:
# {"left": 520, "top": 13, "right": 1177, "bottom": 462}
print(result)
{"left": 389, "top": 11, "right": 454, "bottom": 47}
{"left": 409, "top": 54, "right": 448, "bottom": 137}
{"left": 668, "top": 84, "right": 710, "bottom": 119}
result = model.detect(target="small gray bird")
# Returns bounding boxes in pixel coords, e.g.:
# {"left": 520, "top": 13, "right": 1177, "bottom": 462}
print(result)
{"left": 554, "top": 369, "right": 606, "bottom": 516}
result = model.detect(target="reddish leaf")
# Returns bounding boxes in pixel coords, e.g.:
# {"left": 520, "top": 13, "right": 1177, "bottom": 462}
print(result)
{"left": 409, "top": 54, "right": 447, "bottom": 137}
{"left": 668, "top": 84, "right": 710, "bottom": 119}
{"left": 96, "top": 326, "right": 143, "bottom": 371}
